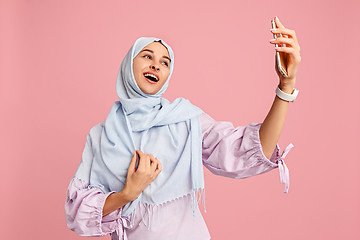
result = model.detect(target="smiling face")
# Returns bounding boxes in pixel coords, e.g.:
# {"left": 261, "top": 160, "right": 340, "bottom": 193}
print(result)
{"left": 133, "top": 41, "right": 171, "bottom": 95}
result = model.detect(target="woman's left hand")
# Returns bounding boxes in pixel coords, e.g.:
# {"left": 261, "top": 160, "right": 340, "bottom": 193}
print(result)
{"left": 269, "top": 16, "right": 301, "bottom": 93}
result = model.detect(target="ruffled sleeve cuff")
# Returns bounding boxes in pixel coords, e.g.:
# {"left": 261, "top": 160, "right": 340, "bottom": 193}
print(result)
{"left": 249, "top": 122, "right": 294, "bottom": 193}
{"left": 65, "top": 177, "right": 126, "bottom": 236}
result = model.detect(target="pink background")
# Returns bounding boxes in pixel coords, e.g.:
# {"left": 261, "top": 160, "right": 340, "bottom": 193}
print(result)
{"left": 1, "top": 0, "right": 359, "bottom": 239}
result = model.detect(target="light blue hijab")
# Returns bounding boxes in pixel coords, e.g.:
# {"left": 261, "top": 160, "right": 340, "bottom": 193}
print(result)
{"left": 75, "top": 37, "right": 205, "bottom": 223}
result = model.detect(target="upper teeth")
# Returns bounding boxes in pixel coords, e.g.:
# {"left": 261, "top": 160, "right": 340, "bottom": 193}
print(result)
{"left": 144, "top": 73, "right": 158, "bottom": 81}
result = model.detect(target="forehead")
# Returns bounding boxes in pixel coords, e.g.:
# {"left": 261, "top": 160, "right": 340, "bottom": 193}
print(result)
{"left": 141, "top": 41, "right": 170, "bottom": 58}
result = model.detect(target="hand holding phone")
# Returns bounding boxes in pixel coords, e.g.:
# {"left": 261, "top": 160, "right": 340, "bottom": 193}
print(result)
{"left": 271, "top": 19, "right": 288, "bottom": 78}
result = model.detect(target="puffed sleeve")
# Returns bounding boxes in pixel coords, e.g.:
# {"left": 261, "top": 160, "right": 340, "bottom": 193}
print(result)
{"left": 200, "top": 112, "right": 293, "bottom": 193}
{"left": 65, "top": 129, "right": 132, "bottom": 238}
{"left": 65, "top": 177, "right": 122, "bottom": 236}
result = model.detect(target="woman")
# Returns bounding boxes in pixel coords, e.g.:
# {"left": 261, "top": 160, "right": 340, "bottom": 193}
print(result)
{"left": 65, "top": 16, "right": 301, "bottom": 240}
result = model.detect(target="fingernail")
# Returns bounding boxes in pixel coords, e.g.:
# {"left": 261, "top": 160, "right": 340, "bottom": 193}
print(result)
{"left": 270, "top": 28, "right": 277, "bottom": 32}
{"left": 275, "top": 16, "right": 279, "bottom": 20}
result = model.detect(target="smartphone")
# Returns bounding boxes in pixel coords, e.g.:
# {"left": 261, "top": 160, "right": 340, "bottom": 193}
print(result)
{"left": 271, "top": 19, "right": 288, "bottom": 78}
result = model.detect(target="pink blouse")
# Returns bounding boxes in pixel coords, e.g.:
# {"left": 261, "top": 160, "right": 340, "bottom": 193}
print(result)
{"left": 65, "top": 112, "right": 293, "bottom": 240}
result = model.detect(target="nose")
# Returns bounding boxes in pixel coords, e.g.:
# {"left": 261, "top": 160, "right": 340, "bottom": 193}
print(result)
{"left": 150, "top": 64, "right": 160, "bottom": 71}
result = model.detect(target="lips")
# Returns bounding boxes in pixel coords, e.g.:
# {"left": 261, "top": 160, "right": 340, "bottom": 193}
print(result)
{"left": 143, "top": 72, "right": 159, "bottom": 83}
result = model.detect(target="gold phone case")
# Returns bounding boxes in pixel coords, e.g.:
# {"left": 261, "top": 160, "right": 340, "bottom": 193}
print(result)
{"left": 271, "top": 20, "right": 288, "bottom": 78}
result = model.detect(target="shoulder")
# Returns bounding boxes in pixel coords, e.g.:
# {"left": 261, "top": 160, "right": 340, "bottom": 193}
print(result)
{"left": 199, "top": 112, "right": 216, "bottom": 136}
{"left": 88, "top": 121, "right": 105, "bottom": 139}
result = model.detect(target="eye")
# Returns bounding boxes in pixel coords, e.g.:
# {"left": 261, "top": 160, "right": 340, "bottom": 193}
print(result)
{"left": 143, "top": 54, "right": 169, "bottom": 67}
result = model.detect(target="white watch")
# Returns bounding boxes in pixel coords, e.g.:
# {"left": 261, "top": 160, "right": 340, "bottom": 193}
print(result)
{"left": 275, "top": 86, "right": 299, "bottom": 102}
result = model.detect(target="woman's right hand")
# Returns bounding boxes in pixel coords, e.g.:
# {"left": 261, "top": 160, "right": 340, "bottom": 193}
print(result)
{"left": 122, "top": 150, "right": 162, "bottom": 201}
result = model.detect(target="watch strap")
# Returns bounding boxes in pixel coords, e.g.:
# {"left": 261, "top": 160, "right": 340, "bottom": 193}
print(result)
{"left": 276, "top": 86, "right": 299, "bottom": 102}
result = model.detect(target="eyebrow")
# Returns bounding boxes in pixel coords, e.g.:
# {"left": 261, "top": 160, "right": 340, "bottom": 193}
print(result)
{"left": 140, "top": 49, "right": 171, "bottom": 62}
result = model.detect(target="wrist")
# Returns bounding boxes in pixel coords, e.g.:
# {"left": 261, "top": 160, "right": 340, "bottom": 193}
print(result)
{"left": 278, "top": 84, "right": 295, "bottom": 94}
{"left": 102, "top": 189, "right": 134, "bottom": 216}
{"left": 116, "top": 188, "right": 132, "bottom": 202}
{"left": 119, "top": 187, "right": 136, "bottom": 202}
{"left": 279, "top": 78, "right": 296, "bottom": 94}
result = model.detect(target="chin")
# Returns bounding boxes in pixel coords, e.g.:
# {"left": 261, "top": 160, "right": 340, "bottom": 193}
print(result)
{"left": 140, "top": 87, "right": 158, "bottom": 95}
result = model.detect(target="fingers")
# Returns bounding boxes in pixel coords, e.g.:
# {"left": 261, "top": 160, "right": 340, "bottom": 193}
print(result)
{"left": 270, "top": 17, "right": 300, "bottom": 52}
{"left": 271, "top": 28, "right": 296, "bottom": 40}
{"left": 270, "top": 27, "right": 300, "bottom": 50}
{"left": 148, "top": 155, "right": 157, "bottom": 170}
{"left": 274, "top": 46, "right": 302, "bottom": 63}
{"left": 135, "top": 150, "right": 161, "bottom": 176}
{"left": 269, "top": 37, "right": 296, "bottom": 48}
{"left": 128, "top": 151, "right": 137, "bottom": 174}
{"left": 136, "top": 150, "right": 150, "bottom": 171}
{"left": 274, "top": 16, "right": 285, "bottom": 29}
{"left": 150, "top": 156, "right": 162, "bottom": 176}
{"left": 273, "top": 45, "right": 295, "bottom": 54}
{"left": 154, "top": 158, "right": 162, "bottom": 176}
{"left": 147, "top": 154, "right": 162, "bottom": 177}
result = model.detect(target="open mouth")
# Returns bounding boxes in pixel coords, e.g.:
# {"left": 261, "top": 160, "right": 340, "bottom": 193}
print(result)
{"left": 144, "top": 73, "right": 159, "bottom": 83}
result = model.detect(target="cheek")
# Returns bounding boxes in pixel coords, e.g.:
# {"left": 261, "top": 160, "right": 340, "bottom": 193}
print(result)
{"left": 133, "top": 58, "right": 145, "bottom": 71}
{"left": 163, "top": 71, "right": 170, "bottom": 82}
{"left": 133, "top": 61, "right": 140, "bottom": 71}
{"left": 133, "top": 62, "right": 144, "bottom": 79}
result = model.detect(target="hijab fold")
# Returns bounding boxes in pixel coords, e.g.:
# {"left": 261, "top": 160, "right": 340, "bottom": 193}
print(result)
{"left": 74, "top": 37, "right": 206, "bottom": 224}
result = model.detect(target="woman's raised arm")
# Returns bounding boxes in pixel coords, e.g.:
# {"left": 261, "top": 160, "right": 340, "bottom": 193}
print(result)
{"left": 261, "top": 16, "right": 301, "bottom": 159}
